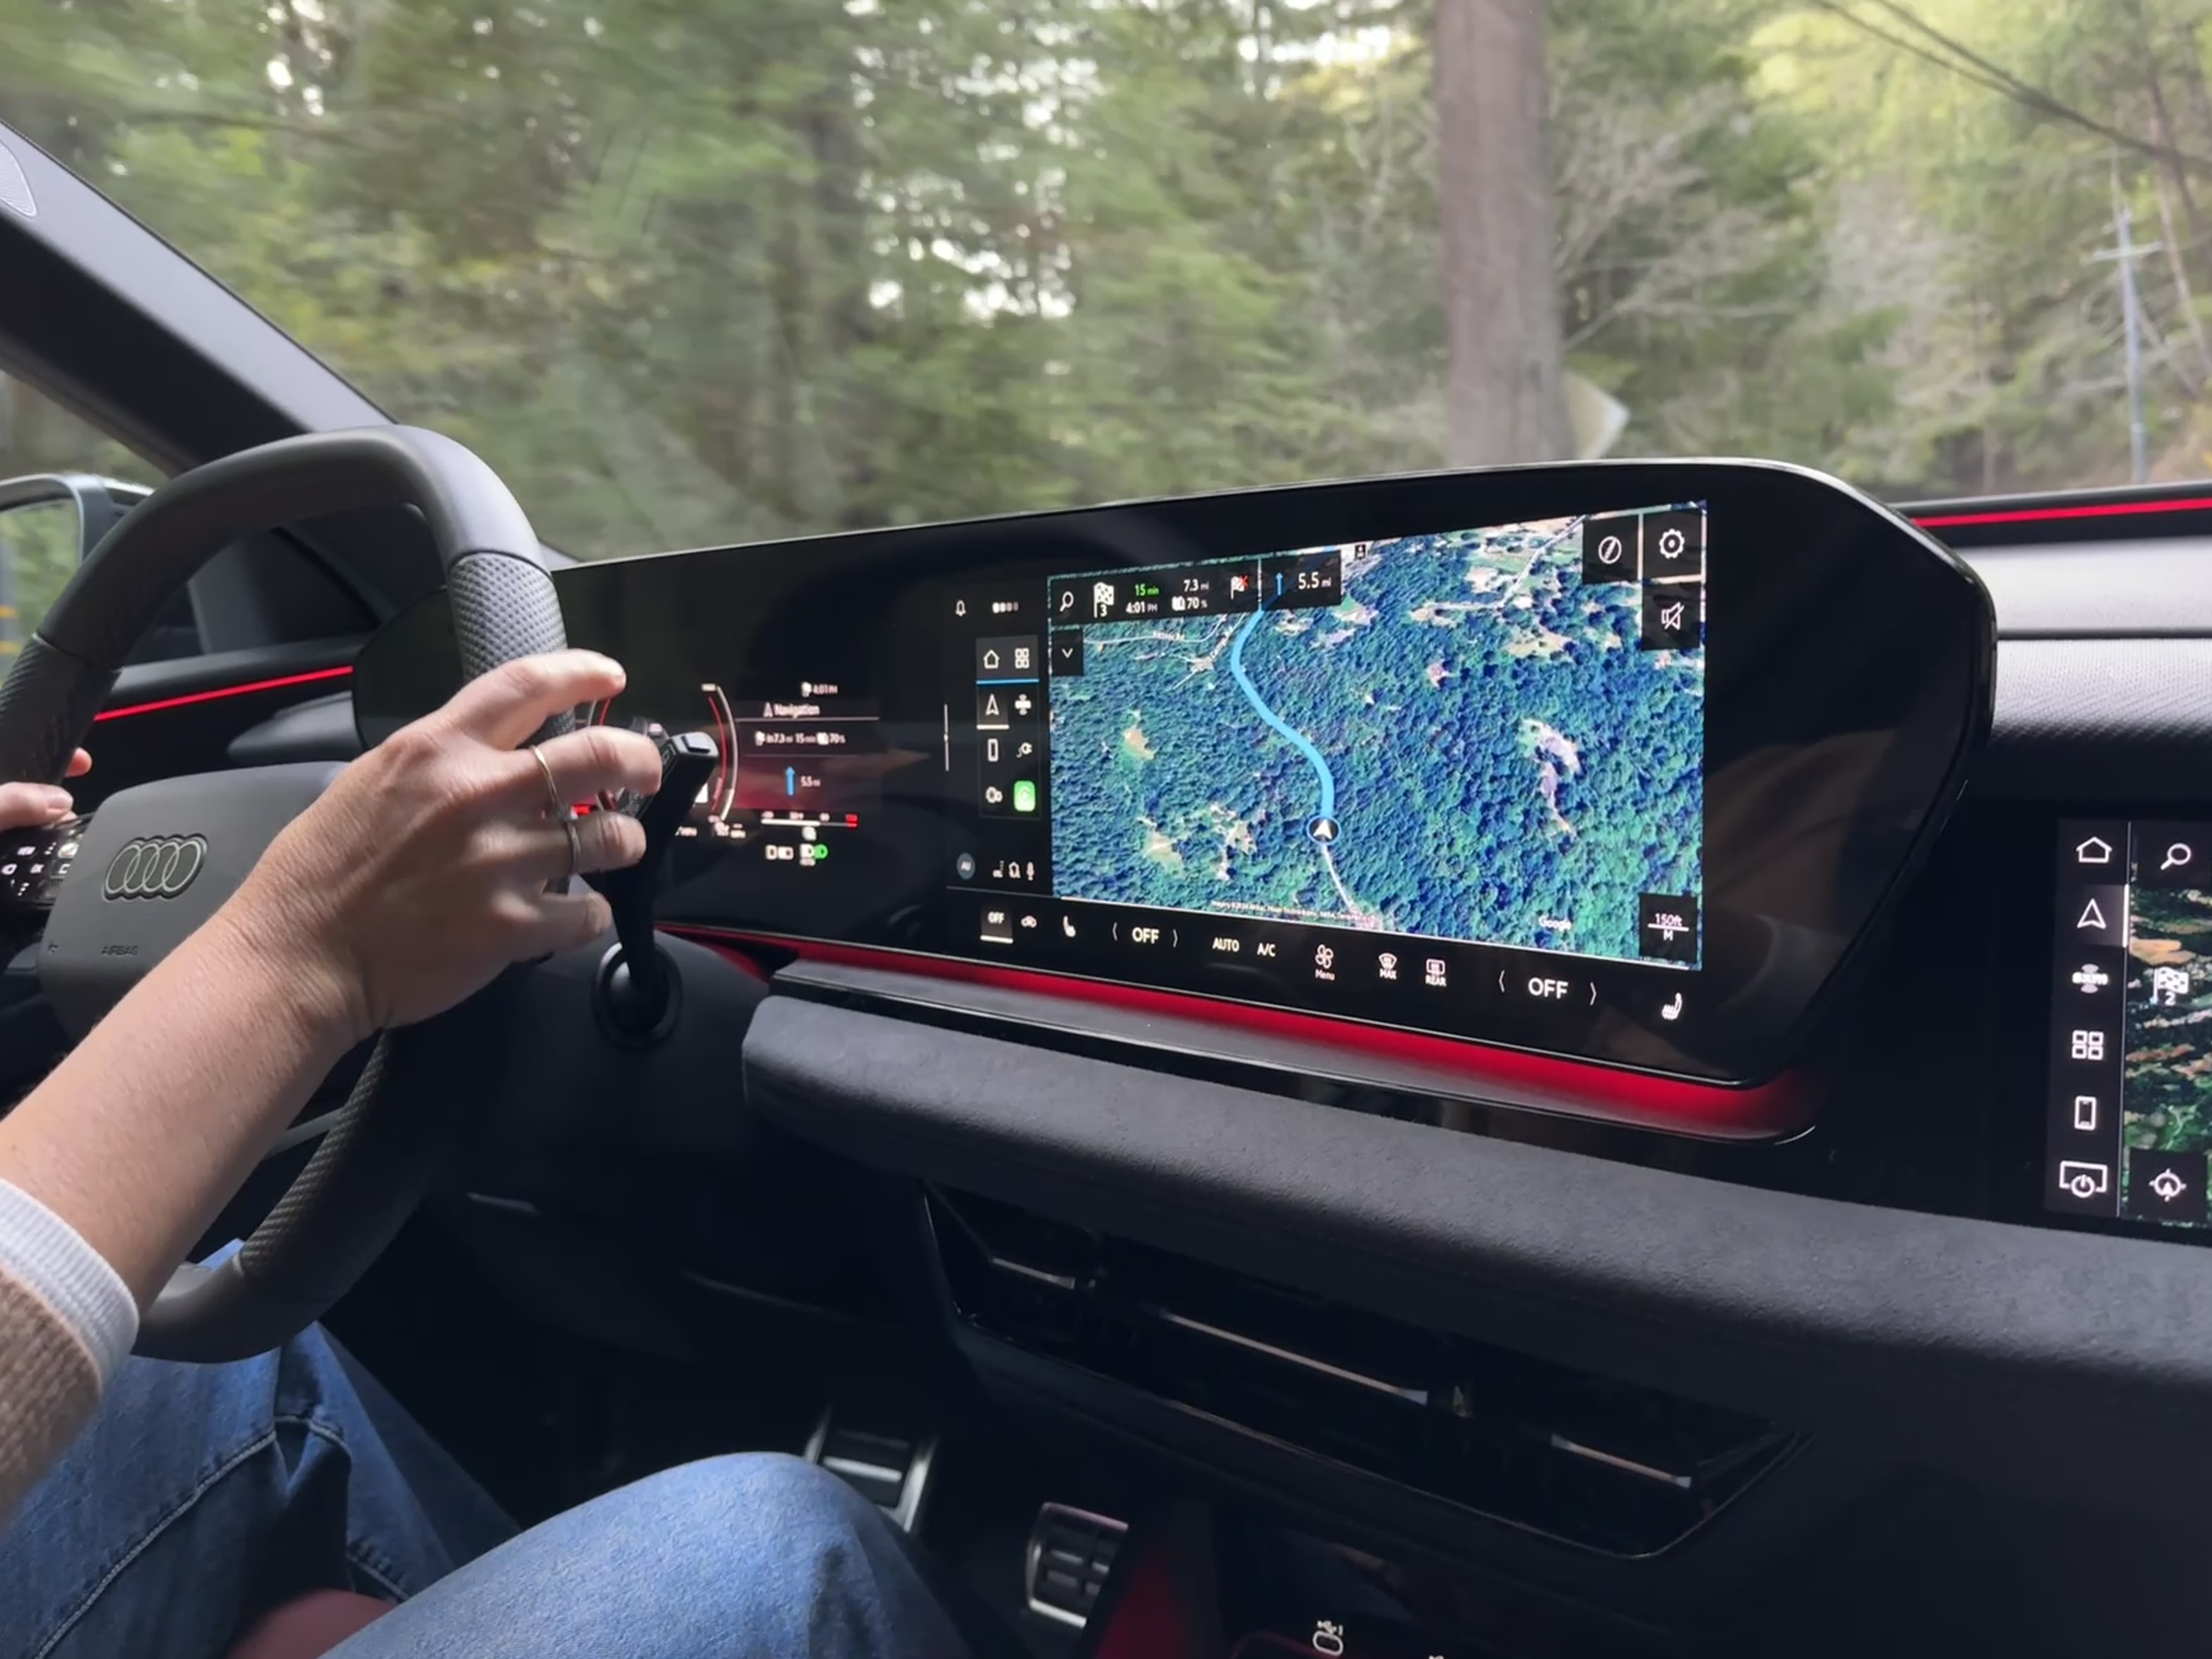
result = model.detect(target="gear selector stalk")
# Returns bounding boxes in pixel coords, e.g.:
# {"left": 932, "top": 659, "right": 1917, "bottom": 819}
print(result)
{"left": 588, "top": 729, "right": 718, "bottom": 1041}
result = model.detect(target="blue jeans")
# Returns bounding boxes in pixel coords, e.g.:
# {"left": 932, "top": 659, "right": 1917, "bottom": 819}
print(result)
{"left": 0, "top": 1327, "right": 968, "bottom": 1659}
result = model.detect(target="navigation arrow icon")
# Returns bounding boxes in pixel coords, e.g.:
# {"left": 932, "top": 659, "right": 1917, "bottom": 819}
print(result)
{"left": 2077, "top": 898, "right": 2108, "bottom": 931}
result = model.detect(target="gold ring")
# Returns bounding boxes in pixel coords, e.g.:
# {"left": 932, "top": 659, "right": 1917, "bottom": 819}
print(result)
{"left": 529, "top": 742, "right": 565, "bottom": 821}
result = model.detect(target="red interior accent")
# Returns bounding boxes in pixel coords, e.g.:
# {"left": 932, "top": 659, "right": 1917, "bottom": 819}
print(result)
{"left": 1912, "top": 495, "right": 2212, "bottom": 529}
{"left": 676, "top": 929, "right": 1805, "bottom": 1136}
{"left": 1088, "top": 1530, "right": 1210, "bottom": 1659}
{"left": 684, "top": 935, "right": 769, "bottom": 980}
{"left": 94, "top": 664, "right": 353, "bottom": 721}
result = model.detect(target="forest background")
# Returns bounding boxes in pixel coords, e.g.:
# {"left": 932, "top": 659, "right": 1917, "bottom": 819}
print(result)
{"left": 3, "top": 0, "right": 2211, "bottom": 571}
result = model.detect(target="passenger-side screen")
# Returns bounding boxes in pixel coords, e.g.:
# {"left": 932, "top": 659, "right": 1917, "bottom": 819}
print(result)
{"left": 2049, "top": 821, "right": 2212, "bottom": 1225}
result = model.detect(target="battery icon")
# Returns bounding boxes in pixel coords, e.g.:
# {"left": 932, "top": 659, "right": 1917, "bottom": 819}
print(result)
{"left": 1012, "top": 780, "right": 1037, "bottom": 814}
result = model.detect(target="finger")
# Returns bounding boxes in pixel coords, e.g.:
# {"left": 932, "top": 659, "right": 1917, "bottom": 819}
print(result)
{"left": 509, "top": 889, "right": 616, "bottom": 960}
{"left": 435, "top": 652, "right": 629, "bottom": 752}
{"left": 515, "top": 724, "right": 664, "bottom": 816}
{"left": 65, "top": 750, "right": 91, "bottom": 779}
{"left": 0, "top": 782, "right": 74, "bottom": 831}
{"left": 511, "top": 810, "right": 647, "bottom": 887}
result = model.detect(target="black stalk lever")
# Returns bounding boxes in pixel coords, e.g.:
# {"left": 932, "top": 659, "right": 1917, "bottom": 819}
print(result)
{"left": 586, "top": 729, "right": 718, "bottom": 1038}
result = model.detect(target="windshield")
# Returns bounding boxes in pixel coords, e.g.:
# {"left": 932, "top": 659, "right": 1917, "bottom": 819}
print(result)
{"left": 2, "top": 1, "right": 2203, "bottom": 558}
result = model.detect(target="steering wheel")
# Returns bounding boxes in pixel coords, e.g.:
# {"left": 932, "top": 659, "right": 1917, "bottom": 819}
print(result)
{"left": 0, "top": 427, "right": 570, "bottom": 1362}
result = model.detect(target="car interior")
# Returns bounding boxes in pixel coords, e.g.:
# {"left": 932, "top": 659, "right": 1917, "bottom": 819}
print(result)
{"left": 8, "top": 95, "right": 2212, "bottom": 1659}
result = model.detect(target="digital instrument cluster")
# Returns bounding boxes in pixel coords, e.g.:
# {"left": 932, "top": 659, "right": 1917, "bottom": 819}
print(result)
{"left": 585, "top": 679, "right": 883, "bottom": 873}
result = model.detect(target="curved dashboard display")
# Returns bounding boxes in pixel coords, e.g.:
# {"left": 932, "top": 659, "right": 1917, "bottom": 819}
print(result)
{"left": 354, "top": 461, "right": 1994, "bottom": 1108}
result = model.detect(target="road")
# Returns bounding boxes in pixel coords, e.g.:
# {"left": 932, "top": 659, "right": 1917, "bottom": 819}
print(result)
{"left": 1228, "top": 606, "right": 1365, "bottom": 919}
{"left": 1228, "top": 608, "right": 1336, "bottom": 822}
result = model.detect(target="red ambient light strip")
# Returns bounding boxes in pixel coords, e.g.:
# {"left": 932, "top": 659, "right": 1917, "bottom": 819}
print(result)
{"left": 93, "top": 665, "right": 353, "bottom": 722}
{"left": 679, "top": 928, "right": 1808, "bottom": 1138}
{"left": 1912, "top": 495, "right": 2212, "bottom": 530}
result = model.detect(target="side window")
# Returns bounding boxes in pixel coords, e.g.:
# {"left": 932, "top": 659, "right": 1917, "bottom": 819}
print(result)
{"left": 0, "top": 369, "right": 185, "bottom": 668}
{"left": 0, "top": 365, "right": 381, "bottom": 696}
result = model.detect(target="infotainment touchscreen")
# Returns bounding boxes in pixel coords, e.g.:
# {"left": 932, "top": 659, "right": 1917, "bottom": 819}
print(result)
{"left": 1036, "top": 511, "right": 1705, "bottom": 968}
{"left": 2049, "top": 820, "right": 2212, "bottom": 1226}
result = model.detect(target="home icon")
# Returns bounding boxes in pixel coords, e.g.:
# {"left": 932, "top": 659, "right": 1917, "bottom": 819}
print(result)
{"left": 2075, "top": 836, "right": 2114, "bottom": 866}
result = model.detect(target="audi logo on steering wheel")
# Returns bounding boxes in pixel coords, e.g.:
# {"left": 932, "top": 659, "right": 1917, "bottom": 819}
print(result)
{"left": 101, "top": 836, "right": 207, "bottom": 900}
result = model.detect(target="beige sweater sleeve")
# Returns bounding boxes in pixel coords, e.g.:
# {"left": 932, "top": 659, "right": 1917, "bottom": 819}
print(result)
{"left": 0, "top": 1271, "right": 104, "bottom": 1522}
{"left": 0, "top": 1180, "right": 138, "bottom": 1522}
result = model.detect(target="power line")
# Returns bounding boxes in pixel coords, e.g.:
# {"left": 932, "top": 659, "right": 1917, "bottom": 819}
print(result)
{"left": 1801, "top": 0, "right": 2212, "bottom": 178}
{"left": 1797, "top": 1, "right": 2018, "bottom": 103}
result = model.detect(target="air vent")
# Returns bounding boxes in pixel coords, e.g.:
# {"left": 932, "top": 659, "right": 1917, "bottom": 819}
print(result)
{"left": 928, "top": 1189, "right": 1795, "bottom": 1558}
{"left": 1025, "top": 1502, "right": 1127, "bottom": 1628}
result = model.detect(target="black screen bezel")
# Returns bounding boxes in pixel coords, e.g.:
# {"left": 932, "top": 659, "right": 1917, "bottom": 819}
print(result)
{"left": 353, "top": 460, "right": 1994, "bottom": 1092}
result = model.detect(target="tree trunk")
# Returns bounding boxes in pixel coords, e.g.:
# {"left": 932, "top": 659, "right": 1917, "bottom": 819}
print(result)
{"left": 2125, "top": 0, "right": 2208, "bottom": 277}
{"left": 2178, "top": 20, "right": 2212, "bottom": 160}
{"left": 2149, "top": 166, "right": 2212, "bottom": 391}
{"left": 1433, "top": 0, "right": 1571, "bottom": 467}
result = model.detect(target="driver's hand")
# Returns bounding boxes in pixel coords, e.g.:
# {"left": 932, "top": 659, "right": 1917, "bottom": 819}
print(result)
{"left": 0, "top": 749, "right": 92, "bottom": 830}
{"left": 223, "top": 652, "right": 662, "bottom": 1047}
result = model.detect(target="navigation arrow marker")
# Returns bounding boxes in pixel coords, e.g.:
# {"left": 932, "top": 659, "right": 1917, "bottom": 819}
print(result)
{"left": 2077, "top": 898, "right": 2108, "bottom": 931}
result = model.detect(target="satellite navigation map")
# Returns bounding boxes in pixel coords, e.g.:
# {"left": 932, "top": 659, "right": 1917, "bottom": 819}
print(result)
{"left": 1046, "top": 516, "right": 1705, "bottom": 962}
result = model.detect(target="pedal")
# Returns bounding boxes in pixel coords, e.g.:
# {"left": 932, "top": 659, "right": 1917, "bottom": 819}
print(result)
{"left": 803, "top": 1408, "right": 938, "bottom": 1534}
{"left": 1024, "top": 1502, "right": 1127, "bottom": 1629}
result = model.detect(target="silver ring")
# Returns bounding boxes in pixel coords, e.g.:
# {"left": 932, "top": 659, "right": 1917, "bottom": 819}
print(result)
{"left": 529, "top": 743, "right": 565, "bottom": 821}
{"left": 561, "top": 816, "right": 582, "bottom": 885}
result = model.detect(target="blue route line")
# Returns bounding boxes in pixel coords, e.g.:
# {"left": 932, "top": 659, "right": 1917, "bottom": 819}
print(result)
{"left": 1228, "top": 607, "right": 1337, "bottom": 826}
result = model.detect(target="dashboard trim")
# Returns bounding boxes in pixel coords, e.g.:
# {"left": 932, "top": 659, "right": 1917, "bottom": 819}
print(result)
{"left": 94, "top": 663, "right": 354, "bottom": 721}
{"left": 681, "top": 928, "right": 1813, "bottom": 1139}
{"left": 1914, "top": 496, "right": 2212, "bottom": 531}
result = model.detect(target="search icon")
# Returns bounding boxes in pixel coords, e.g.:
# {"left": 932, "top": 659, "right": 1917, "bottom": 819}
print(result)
{"left": 2165, "top": 842, "right": 2196, "bottom": 872}
{"left": 1057, "top": 589, "right": 1074, "bottom": 613}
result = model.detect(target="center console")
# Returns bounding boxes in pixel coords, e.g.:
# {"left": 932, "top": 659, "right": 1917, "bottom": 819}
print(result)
{"left": 929, "top": 1185, "right": 1795, "bottom": 1560}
